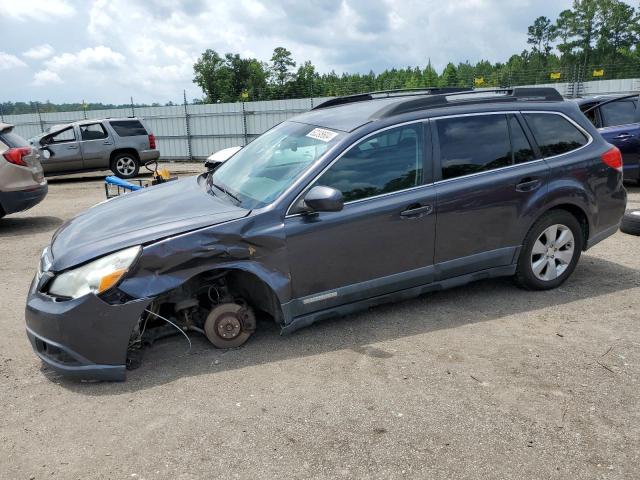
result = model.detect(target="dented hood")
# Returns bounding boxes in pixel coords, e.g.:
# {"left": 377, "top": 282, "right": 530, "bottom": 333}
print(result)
{"left": 50, "top": 175, "right": 249, "bottom": 271}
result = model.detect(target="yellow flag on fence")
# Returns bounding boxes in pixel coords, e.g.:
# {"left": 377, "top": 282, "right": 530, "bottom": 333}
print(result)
{"left": 550, "top": 72, "right": 561, "bottom": 80}
{"left": 474, "top": 77, "right": 485, "bottom": 86}
{"left": 593, "top": 69, "right": 604, "bottom": 77}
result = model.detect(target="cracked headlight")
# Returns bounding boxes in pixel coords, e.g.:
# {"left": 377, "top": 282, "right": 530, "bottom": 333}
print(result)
{"left": 48, "top": 246, "right": 141, "bottom": 299}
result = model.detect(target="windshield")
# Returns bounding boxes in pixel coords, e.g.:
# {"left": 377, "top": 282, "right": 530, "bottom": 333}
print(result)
{"left": 209, "top": 121, "right": 343, "bottom": 208}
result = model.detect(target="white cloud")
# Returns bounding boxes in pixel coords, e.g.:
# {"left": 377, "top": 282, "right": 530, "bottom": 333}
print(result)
{"left": 46, "top": 46, "right": 126, "bottom": 71}
{"left": 0, "top": 0, "right": 75, "bottom": 21}
{"left": 32, "top": 70, "right": 63, "bottom": 86}
{"left": 23, "top": 44, "right": 55, "bottom": 60}
{"left": 0, "top": 51, "right": 27, "bottom": 70}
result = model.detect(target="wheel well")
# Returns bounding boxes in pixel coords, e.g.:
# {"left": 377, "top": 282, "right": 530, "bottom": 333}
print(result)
{"left": 110, "top": 148, "right": 140, "bottom": 165}
{"left": 225, "top": 270, "right": 284, "bottom": 324}
{"left": 547, "top": 204, "right": 589, "bottom": 248}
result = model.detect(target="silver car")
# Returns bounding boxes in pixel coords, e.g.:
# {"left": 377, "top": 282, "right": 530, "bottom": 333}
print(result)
{"left": 0, "top": 123, "right": 47, "bottom": 218}
{"left": 31, "top": 117, "right": 160, "bottom": 179}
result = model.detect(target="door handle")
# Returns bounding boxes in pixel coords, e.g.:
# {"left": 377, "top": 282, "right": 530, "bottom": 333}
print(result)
{"left": 103, "top": 141, "right": 113, "bottom": 145}
{"left": 515, "top": 177, "right": 541, "bottom": 192}
{"left": 66, "top": 145, "right": 78, "bottom": 150}
{"left": 400, "top": 204, "right": 432, "bottom": 218}
{"left": 612, "top": 133, "right": 632, "bottom": 140}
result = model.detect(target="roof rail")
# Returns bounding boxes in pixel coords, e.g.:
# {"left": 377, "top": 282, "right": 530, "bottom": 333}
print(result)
{"left": 373, "top": 87, "right": 564, "bottom": 118}
{"left": 312, "top": 87, "right": 472, "bottom": 110}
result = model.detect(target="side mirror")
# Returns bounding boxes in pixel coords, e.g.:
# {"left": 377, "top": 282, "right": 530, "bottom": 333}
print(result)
{"left": 302, "top": 186, "right": 343, "bottom": 213}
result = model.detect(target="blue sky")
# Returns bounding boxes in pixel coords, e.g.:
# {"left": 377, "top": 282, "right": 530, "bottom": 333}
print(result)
{"left": 0, "top": 0, "right": 611, "bottom": 104}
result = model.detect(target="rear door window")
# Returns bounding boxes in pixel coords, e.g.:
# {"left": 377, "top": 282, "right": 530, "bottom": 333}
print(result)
{"left": 509, "top": 115, "right": 536, "bottom": 164}
{"left": 522, "top": 113, "right": 588, "bottom": 157}
{"left": 436, "top": 114, "right": 511, "bottom": 180}
{"left": 316, "top": 123, "right": 423, "bottom": 202}
{"left": 600, "top": 100, "right": 638, "bottom": 127}
{"left": 80, "top": 123, "right": 108, "bottom": 140}
{"left": 109, "top": 120, "right": 147, "bottom": 137}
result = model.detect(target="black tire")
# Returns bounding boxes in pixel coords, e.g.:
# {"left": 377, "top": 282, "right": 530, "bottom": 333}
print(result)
{"left": 111, "top": 152, "right": 140, "bottom": 179}
{"left": 620, "top": 209, "right": 640, "bottom": 236}
{"left": 514, "top": 210, "right": 583, "bottom": 290}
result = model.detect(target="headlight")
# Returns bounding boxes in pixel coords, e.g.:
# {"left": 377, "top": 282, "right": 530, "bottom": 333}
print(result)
{"left": 48, "top": 246, "right": 141, "bottom": 299}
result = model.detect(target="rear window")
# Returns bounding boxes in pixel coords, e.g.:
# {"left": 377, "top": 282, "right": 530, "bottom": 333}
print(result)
{"left": 109, "top": 120, "right": 147, "bottom": 137}
{"left": 600, "top": 100, "right": 638, "bottom": 127}
{"left": 523, "top": 113, "right": 588, "bottom": 157}
{"left": 0, "top": 130, "right": 30, "bottom": 148}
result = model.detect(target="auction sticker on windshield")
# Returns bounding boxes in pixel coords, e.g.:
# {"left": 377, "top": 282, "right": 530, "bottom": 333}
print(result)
{"left": 306, "top": 127, "right": 338, "bottom": 142}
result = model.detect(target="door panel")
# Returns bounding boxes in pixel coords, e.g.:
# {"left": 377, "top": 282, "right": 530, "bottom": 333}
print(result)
{"left": 79, "top": 122, "right": 113, "bottom": 170}
{"left": 285, "top": 186, "right": 437, "bottom": 314}
{"left": 433, "top": 113, "right": 550, "bottom": 277}
{"left": 41, "top": 126, "right": 83, "bottom": 173}
{"left": 284, "top": 121, "right": 436, "bottom": 315}
{"left": 435, "top": 161, "right": 548, "bottom": 270}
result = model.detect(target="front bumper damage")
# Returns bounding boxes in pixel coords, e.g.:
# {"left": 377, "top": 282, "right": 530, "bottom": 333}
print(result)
{"left": 25, "top": 275, "right": 149, "bottom": 381}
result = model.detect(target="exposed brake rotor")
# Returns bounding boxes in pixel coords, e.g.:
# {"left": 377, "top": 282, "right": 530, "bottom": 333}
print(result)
{"left": 204, "top": 303, "right": 255, "bottom": 348}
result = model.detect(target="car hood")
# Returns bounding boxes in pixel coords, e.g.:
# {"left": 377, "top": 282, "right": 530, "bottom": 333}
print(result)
{"left": 50, "top": 175, "right": 249, "bottom": 271}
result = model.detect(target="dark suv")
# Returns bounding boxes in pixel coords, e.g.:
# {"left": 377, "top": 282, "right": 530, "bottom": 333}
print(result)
{"left": 25, "top": 88, "right": 627, "bottom": 381}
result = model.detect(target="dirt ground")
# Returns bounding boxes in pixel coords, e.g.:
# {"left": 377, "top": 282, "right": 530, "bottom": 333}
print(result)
{"left": 1, "top": 163, "right": 639, "bottom": 480}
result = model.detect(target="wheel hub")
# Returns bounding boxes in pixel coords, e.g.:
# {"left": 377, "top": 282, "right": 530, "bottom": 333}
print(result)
{"left": 216, "top": 314, "right": 242, "bottom": 339}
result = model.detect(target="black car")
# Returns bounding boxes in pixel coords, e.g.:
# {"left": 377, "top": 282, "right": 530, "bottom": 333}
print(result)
{"left": 26, "top": 87, "right": 627, "bottom": 381}
{"left": 573, "top": 93, "right": 640, "bottom": 184}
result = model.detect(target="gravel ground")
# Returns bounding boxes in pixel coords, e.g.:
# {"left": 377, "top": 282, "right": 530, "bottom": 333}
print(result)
{"left": 1, "top": 164, "right": 639, "bottom": 480}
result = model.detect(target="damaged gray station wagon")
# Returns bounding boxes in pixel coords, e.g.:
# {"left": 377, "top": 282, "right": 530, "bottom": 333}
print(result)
{"left": 26, "top": 88, "right": 627, "bottom": 381}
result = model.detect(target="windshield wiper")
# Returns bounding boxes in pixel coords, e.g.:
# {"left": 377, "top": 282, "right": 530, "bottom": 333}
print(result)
{"left": 211, "top": 181, "right": 241, "bottom": 205}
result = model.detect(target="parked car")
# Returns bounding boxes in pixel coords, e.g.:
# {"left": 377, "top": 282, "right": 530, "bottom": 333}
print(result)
{"left": 0, "top": 123, "right": 47, "bottom": 218}
{"left": 30, "top": 117, "right": 159, "bottom": 179}
{"left": 25, "top": 87, "right": 627, "bottom": 381}
{"left": 204, "top": 145, "right": 243, "bottom": 171}
{"left": 574, "top": 93, "right": 639, "bottom": 184}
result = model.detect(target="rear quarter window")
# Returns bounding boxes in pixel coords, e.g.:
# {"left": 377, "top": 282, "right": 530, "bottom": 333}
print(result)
{"left": 109, "top": 120, "right": 147, "bottom": 137}
{"left": 523, "top": 113, "right": 588, "bottom": 157}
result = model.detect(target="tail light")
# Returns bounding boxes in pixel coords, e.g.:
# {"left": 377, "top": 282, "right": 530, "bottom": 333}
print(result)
{"left": 148, "top": 133, "right": 156, "bottom": 149}
{"left": 3, "top": 147, "right": 32, "bottom": 166}
{"left": 601, "top": 146, "right": 623, "bottom": 172}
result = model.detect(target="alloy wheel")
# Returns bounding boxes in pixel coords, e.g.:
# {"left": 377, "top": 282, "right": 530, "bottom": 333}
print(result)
{"left": 116, "top": 157, "right": 136, "bottom": 176}
{"left": 530, "top": 224, "right": 575, "bottom": 281}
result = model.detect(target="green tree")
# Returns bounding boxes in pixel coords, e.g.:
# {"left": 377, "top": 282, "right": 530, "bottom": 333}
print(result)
{"left": 527, "top": 16, "right": 555, "bottom": 55}
{"left": 270, "top": 47, "right": 296, "bottom": 88}
{"left": 439, "top": 63, "right": 458, "bottom": 86}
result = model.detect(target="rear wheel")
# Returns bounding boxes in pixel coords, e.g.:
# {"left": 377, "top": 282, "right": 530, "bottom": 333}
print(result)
{"left": 515, "top": 210, "right": 583, "bottom": 290}
{"left": 111, "top": 153, "right": 140, "bottom": 179}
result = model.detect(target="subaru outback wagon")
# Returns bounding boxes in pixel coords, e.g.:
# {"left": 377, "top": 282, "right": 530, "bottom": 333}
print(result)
{"left": 25, "top": 87, "right": 626, "bottom": 381}
{"left": 30, "top": 117, "right": 159, "bottom": 179}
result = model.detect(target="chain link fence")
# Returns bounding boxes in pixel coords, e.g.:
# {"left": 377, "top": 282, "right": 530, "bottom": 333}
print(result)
{"left": 2, "top": 65, "right": 639, "bottom": 161}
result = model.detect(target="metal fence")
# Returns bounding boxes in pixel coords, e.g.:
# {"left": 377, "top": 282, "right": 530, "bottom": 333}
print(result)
{"left": 3, "top": 77, "right": 639, "bottom": 161}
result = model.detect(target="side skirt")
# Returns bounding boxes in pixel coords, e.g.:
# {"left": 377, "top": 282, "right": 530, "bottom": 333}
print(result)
{"left": 281, "top": 264, "right": 517, "bottom": 335}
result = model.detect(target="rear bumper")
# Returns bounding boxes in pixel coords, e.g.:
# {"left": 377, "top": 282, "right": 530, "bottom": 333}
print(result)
{"left": 25, "top": 275, "right": 149, "bottom": 381}
{"left": 0, "top": 183, "right": 47, "bottom": 215}
{"left": 140, "top": 149, "right": 160, "bottom": 162}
